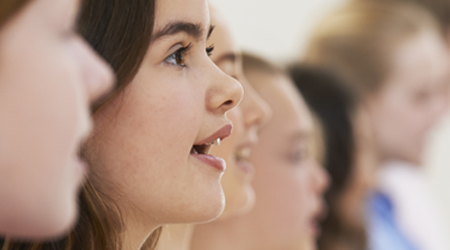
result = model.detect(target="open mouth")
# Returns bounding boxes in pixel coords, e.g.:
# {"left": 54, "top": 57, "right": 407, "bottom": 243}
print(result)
{"left": 190, "top": 137, "right": 227, "bottom": 172}
{"left": 191, "top": 138, "right": 221, "bottom": 155}
{"left": 235, "top": 147, "right": 251, "bottom": 162}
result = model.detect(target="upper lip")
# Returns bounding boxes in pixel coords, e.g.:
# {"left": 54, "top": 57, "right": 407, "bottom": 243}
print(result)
{"left": 195, "top": 123, "right": 233, "bottom": 146}
{"left": 314, "top": 200, "right": 327, "bottom": 222}
{"left": 237, "top": 140, "right": 255, "bottom": 151}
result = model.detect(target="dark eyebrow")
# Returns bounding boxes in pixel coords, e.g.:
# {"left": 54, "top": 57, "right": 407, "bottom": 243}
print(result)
{"left": 152, "top": 22, "right": 203, "bottom": 42}
{"left": 151, "top": 22, "right": 215, "bottom": 42}
{"left": 207, "top": 25, "right": 215, "bottom": 39}
{"left": 288, "top": 132, "right": 310, "bottom": 143}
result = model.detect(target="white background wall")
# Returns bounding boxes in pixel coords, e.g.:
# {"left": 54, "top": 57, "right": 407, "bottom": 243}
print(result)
{"left": 210, "top": 0, "right": 450, "bottom": 237}
{"left": 209, "top": 0, "right": 347, "bottom": 62}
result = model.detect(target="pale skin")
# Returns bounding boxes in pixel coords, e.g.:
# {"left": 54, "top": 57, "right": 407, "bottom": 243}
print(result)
{"left": 157, "top": 6, "right": 271, "bottom": 250}
{"left": 188, "top": 71, "right": 329, "bottom": 250}
{"left": 367, "top": 30, "right": 450, "bottom": 165}
{"left": 83, "top": 0, "right": 243, "bottom": 249}
{"left": 0, "top": 0, "right": 113, "bottom": 239}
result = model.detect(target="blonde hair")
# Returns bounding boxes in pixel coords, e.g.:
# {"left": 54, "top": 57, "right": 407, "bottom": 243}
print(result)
{"left": 305, "top": 0, "right": 440, "bottom": 97}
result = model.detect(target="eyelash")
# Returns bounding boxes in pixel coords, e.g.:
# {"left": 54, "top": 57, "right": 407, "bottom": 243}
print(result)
{"left": 165, "top": 43, "right": 192, "bottom": 67}
{"left": 288, "top": 147, "right": 308, "bottom": 165}
{"left": 206, "top": 45, "right": 215, "bottom": 56}
{"left": 164, "top": 43, "right": 215, "bottom": 68}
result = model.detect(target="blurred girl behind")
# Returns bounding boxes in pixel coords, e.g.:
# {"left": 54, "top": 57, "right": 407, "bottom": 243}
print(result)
{"left": 305, "top": 1, "right": 450, "bottom": 249}
{"left": 290, "top": 65, "right": 377, "bottom": 250}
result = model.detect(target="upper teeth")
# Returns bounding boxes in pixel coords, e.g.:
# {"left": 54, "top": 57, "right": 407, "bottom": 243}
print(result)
{"left": 236, "top": 148, "right": 251, "bottom": 160}
{"left": 206, "top": 138, "right": 221, "bottom": 146}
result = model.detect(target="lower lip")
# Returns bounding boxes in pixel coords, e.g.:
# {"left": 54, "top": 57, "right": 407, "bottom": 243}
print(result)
{"left": 191, "top": 154, "right": 226, "bottom": 172}
{"left": 310, "top": 220, "right": 321, "bottom": 238}
{"left": 236, "top": 159, "right": 255, "bottom": 174}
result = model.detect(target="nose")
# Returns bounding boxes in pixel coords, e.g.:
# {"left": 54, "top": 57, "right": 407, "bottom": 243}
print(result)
{"left": 311, "top": 160, "right": 330, "bottom": 194}
{"left": 206, "top": 63, "right": 244, "bottom": 114}
{"left": 77, "top": 37, "right": 115, "bottom": 105}
{"left": 434, "top": 86, "right": 449, "bottom": 119}
{"left": 240, "top": 76, "right": 272, "bottom": 130}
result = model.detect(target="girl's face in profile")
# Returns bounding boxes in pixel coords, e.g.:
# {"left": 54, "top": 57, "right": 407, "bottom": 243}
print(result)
{"left": 368, "top": 30, "right": 450, "bottom": 164}
{"left": 86, "top": 0, "right": 243, "bottom": 227}
{"left": 237, "top": 71, "right": 329, "bottom": 250}
{"left": 0, "top": 0, "right": 113, "bottom": 239}
{"left": 207, "top": 7, "right": 271, "bottom": 218}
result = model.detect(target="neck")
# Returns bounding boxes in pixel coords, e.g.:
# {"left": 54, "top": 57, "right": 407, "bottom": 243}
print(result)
{"left": 121, "top": 210, "right": 160, "bottom": 250}
{"left": 191, "top": 219, "right": 246, "bottom": 250}
{"left": 191, "top": 219, "right": 312, "bottom": 250}
{"left": 156, "top": 224, "right": 194, "bottom": 250}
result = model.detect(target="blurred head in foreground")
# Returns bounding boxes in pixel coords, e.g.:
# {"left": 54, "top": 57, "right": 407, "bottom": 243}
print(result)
{"left": 0, "top": 0, "right": 113, "bottom": 239}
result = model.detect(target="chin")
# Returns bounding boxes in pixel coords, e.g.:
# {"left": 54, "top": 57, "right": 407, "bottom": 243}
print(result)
{"left": 237, "top": 186, "right": 256, "bottom": 215}
{"left": 40, "top": 196, "right": 79, "bottom": 239}
{"left": 172, "top": 185, "right": 226, "bottom": 224}
{"left": 221, "top": 185, "right": 255, "bottom": 219}
{"left": 5, "top": 199, "right": 78, "bottom": 240}
{"left": 188, "top": 199, "right": 226, "bottom": 223}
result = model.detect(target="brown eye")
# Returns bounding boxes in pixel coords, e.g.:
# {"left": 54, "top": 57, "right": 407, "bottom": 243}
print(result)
{"left": 175, "top": 52, "right": 184, "bottom": 65}
{"left": 165, "top": 50, "right": 186, "bottom": 67}
{"left": 164, "top": 43, "right": 192, "bottom": 68}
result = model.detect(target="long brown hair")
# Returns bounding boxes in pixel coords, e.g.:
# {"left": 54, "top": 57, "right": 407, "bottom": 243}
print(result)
{"left": 0, "top": 0, "right": 30, "bottom": 29}
{"left": 289, "top": 65, "right": 365, "bottom": 250}
{"left": 1, "top": 0, "right": 160, "bottom": 249}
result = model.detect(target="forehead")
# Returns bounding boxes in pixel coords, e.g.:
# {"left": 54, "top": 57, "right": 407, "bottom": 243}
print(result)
{"left": 389, "top": 30, "right": 450, "bottom": 88}
{"left": 154, "top": 0, "right": 210, "bottom": 33}
{"left": 250, "top": 72, "right": 314, "bottom": 136}
{"left": 209, "top": 7, "right": 239, "bottom": 55}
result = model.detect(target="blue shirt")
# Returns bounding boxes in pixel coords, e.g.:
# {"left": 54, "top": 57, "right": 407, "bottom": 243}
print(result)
{"left": 367, "top": 192, "right": 418, "bottom": 250}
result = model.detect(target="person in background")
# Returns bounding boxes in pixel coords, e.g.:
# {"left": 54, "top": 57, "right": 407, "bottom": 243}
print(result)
{"left": 156, "top": 5, "right": 271, "bottom": 250}
{"left": 290, "top": 65, "right": 377, "bottom": 250}
{"left": 191, "top": 52, "right": 329, "bottom": 250}
{"left": 400, "top": 0, "right": 450, "bottom": 41}
{"left": 0, "top": 0, "right": 113, "bottom": 240}
{"left": 305, "top": 1, "right": 450, "bottom": 249}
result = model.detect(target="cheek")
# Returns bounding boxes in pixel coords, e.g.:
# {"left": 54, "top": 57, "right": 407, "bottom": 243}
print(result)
{"left": 370, "top": 99, "right": 417, "bottom": 147}
{"left": 1, "top": 37, "right": 85, "bottom": 176}
{"left": 377, "top": 93, "right": 429, "bottom": 134}
{"left": 252, "top": 159, "right": 310, "bottom": 233}
{"left": 0, "top": 34, "right": 86, "bottom": 235}
{"left": 98, "top": 86, "right": 200, "bottom": 177}
{"left": 88, "top": 74, "right": 220, "bottom": 221}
